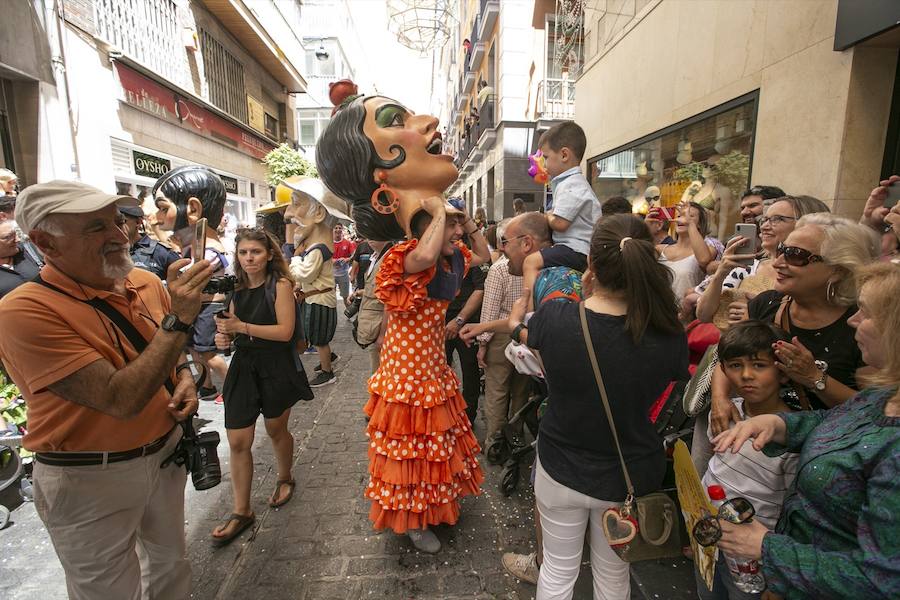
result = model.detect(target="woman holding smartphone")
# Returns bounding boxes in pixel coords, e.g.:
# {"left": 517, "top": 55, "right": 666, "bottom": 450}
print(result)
{"left": 211, "top": 228, "right": 314, "bottom": 547}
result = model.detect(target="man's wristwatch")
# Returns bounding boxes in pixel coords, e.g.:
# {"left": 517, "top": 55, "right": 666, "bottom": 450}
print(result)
{"left": 511, "top": 323, "right": 527, "bottom": 344}
{"left": 161, "top": 314, "right": 192, "bottom": 333}
{"left": 454, "top": 316, "right": 465, "bottom": 327}
{"left": 811, "top": 359, "right": 828, "bottom": 391}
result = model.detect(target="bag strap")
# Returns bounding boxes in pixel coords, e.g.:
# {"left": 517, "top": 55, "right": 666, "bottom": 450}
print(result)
{"left": 33, "top": 275, "right": 175, "bottom": 395}
{"left": 578, "top": 302, "right": 635, "bottom": 501}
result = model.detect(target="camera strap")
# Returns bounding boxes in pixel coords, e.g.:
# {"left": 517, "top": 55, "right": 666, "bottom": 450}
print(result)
{"left": 32, "top": 275, "right": 176, "bottom": 395}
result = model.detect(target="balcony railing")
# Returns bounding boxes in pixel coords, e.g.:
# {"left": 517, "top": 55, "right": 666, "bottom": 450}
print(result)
{"left": 453, "top": 94, "right": 496, "bottom": 167}
{"left": 537, "top": 77, "right": 575, "bottom": 120}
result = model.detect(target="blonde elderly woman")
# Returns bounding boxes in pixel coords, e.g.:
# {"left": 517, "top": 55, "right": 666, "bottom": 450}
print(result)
{"left": 707, "top": 214, "right": 880, "bottom": 434}
{"left": 713, "top": 261, "right": 900, "bottom": 599}
{"left": 0, "top": 169, "right": 17, "bottom": 196}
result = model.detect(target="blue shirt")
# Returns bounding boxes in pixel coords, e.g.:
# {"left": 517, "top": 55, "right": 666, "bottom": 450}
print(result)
{"left": 547, "top": 167, "right": 601, "bottom": 255}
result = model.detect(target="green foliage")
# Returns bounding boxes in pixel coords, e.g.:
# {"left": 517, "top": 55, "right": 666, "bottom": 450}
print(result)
{"left": 262, "top": 144, "right": 317, "bottom": 187}
{"left": 673, "top": 161, "right": 706, "bottom": 183}
{"left": 712, "top": 151, "right": 750, "bottom": 197}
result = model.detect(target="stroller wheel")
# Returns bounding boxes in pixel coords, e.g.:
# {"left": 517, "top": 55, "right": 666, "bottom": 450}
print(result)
{"left": 499, "top": 458, "right": 521, "bottom": 497}
{"left": 0, "top": 505, "right": 9, "bottom": 530}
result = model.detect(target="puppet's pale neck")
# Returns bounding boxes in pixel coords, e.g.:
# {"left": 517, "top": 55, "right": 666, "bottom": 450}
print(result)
{"left": 300, "top": 221, "right": 335, "bottom": 251}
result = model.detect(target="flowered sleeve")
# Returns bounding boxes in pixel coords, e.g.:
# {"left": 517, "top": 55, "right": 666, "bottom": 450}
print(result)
{"left": 761, "top": 446, "right": 900, "bottom": 599}
{"left": 374, "top": 239, "right": 435, "bottom": 314}
{"left": 456, "top": 241, "right": 472, "bottom": 278}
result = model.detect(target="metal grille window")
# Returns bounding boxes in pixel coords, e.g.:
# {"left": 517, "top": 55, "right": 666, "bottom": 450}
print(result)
{"left": 94, "top": 0, "right": 189, "bottom": 89}
{"left": 200, "top": 29, "right": 248, "bottom": 123}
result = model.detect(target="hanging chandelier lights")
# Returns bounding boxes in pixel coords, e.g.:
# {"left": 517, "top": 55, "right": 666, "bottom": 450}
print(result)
{"left": 386, "top": 0, "right": 457, "bottom": 54}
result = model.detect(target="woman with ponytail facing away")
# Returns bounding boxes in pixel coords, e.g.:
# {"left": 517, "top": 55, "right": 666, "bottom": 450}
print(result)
{"left": 507, "top": 214, "right": 689, "bottom": 599}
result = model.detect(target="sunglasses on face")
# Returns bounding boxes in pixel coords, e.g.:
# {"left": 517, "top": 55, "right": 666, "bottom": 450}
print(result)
{"left": 776, "top": 242, "right": 824, "bottom": 267}
{"left": 759, "top": 215, "right": 796, "bottom": 226}
{"left": 692, "top": 497, "right": 756, "bottom": 547}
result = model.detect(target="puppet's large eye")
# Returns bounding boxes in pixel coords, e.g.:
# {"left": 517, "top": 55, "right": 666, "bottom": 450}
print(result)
{"left": 376, "top": 106, "right": 405, "bottom": 128}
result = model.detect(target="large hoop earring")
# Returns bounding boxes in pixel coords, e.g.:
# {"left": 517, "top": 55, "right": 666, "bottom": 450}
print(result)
{"left": 826, "top": 280, "right": 837, "bottom": 303}
{"left": 371, "top": 182, "right": 400, "bottom": 215}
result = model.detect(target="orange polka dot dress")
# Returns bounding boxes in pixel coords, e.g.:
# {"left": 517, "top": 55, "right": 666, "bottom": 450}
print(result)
{"left": 364, "top": 238, "right": 484, "bottom": 533}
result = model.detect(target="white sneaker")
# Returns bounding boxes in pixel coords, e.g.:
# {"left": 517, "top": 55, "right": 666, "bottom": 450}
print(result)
{"left": 502, "top": 551, "right": 539, "bottom": 585}
{"left": 406, "top": 528, "right": 441, "bottom": 554}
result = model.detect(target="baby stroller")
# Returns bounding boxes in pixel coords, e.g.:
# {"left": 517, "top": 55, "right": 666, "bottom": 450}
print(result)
{"left": 0, "top": 432, "right": 24, "bottom": 529}
{"left": 496, "top": 378, "right": 546, "bottom": 497}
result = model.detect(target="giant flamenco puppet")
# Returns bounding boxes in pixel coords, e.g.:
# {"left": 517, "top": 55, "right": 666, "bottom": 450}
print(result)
{"left": 316, "top": 81, "right": 491, "bottom": 553}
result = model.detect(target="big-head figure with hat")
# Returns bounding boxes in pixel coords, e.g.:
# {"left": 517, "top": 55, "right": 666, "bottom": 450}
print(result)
{"left": 284, "top": 176, "right": 350, "bottom": 386}
{"left": 313, "top": 82, "right": 491, "bottom": 554}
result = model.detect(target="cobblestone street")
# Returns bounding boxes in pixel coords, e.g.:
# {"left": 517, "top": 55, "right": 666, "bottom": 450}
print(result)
{"left": 1, "top": 319, "right": 695, "bottom": 600}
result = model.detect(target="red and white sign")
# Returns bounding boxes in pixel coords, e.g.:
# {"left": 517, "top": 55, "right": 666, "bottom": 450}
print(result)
{"left": 115, "top": 63, "right": 275, "bottom": 160}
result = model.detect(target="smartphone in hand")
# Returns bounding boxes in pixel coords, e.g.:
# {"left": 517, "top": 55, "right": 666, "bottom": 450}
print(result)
{"left": 885, "top": 182, "right": 900, "bottom": 209}
{"left": 733, "top": 223, "right": 758, "bottom": 266}
{"left": 191, "top": 218, "right": 208, "bottom": 264}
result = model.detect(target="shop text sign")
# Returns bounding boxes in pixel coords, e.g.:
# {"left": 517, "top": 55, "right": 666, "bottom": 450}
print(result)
{"left": 133, "top": 151, "right": 170, "bottom": 178}
{"left": 116, "top": 63, "right": 275, "bottom": 160}
{"left": 220, "top": 175, "right": 239, "bottom": 194}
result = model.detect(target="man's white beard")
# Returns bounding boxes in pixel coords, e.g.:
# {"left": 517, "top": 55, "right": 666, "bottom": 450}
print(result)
{"left": 101, "top": 251, "right": 134, "bottom": 279}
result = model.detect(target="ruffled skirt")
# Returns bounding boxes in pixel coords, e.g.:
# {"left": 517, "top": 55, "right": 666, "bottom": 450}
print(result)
{"left": 364, "top": 364, "right": 483, "bottom": 533}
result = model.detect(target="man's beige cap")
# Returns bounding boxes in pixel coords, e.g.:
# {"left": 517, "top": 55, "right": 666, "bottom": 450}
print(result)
{"left": 16, "top": 180, "right": 140, "bottom": 233}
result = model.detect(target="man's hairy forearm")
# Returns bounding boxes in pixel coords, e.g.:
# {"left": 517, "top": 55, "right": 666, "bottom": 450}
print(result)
{"left": 48, "top": 329, "right": 190, "bottom": 419}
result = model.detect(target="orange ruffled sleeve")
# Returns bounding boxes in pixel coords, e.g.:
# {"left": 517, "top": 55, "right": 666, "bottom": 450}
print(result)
{"left": 455, "top": 240, "right": 472, "bottom": 278}
{"left": 375, "top": 239, "right": 435, "bottom": 314}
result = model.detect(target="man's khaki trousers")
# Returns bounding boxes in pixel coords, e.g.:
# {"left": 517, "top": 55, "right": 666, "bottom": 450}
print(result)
{"left": 483, "top": 333, "right": 531, "bottom": 442}
{"left": 33, "top": 429, "right": 190, "bottom": 600}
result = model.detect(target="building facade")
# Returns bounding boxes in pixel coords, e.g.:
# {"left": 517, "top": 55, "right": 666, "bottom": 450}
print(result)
{"left": 1, "top": 0, "right": 309, "bottom": 225}
{"left": 441, "top": 0, "right": 578, "bottom": 220}
{"left": 576, "top": 0, "right": 900, "bottom": 225}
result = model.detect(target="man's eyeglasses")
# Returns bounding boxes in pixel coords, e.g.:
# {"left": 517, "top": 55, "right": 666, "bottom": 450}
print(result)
{"left": 776, "top": 243, "right": 824, "bottom": 267}
{"left": 758, "top": 215, "right": 796, "bottom": 226}
{"left": 499, "top": 234, "right": 528, "bottom": 246}
{"left": 646, "top": 195, "right": 661, "bottom": 202}
{"left": 692, "top": 497, "right": 756, "bottom": 547}
{"left": 0, "top": 232, "right": 16, "bottom": 243}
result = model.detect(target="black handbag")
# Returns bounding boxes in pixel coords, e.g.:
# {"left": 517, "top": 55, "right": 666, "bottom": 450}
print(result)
{"left": 578, "top": 303, "right": 682, "bottom": 562}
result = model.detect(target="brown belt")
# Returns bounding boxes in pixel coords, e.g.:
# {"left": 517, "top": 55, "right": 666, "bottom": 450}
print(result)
{"left": 34, "top": 428, "right": 174, "bottom": 467}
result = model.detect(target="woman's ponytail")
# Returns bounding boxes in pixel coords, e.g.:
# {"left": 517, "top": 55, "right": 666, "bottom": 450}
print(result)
{"left": 590, "top": 215, "right": 681, "bottom": 343}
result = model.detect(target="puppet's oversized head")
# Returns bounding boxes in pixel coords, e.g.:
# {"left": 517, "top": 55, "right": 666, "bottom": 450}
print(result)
{"left": 315, "top": 83, "right": 462, "bottom": 241}
{"left": 282, "top": 176, "right": 350, "bottom": 249}
{"left": 152, "top": 165, "right": 226, "bottom": 233}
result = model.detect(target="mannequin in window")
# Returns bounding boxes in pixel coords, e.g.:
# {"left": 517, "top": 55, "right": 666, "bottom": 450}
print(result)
{"left": 680, "top": 167, "right": 733, "bottom": 240}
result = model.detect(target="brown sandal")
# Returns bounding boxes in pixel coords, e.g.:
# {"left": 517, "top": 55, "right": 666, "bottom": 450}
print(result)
{"left": 211, "top": 512, "right": 255, "bottom": 547}
{"left": 269, "top": 478, "right": 296, "bottom": 508}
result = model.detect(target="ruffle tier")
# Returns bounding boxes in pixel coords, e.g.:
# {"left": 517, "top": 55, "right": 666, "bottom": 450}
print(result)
{"left": 375, "top": 239, "right": 472, "bottom": 315}
{"left": 364, "top": 366, "right": 483, "bottom": 533}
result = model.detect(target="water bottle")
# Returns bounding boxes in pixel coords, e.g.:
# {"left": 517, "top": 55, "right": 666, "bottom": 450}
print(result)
{"left": 707, "top": 485, "right": 765, "bottom": 593}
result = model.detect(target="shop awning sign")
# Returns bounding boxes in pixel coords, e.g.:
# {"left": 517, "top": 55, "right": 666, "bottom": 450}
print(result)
{"left": 220, "top": 174, "right": 239, "bottom": 194}
{"left": 133, "top": 150, "right": 170, "bottom": 178}
{"left": 116, "top": 62, "right": 276, "bottom": 160}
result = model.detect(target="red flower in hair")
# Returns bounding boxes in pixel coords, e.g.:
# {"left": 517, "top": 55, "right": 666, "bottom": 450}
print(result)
{"left": 329, "top": 79, "right": 360, "bottom": 114}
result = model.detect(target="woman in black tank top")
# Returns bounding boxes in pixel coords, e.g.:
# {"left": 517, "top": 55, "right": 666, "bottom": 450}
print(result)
{"left": 210, "top": 228, "right": 313, "bottom": 547}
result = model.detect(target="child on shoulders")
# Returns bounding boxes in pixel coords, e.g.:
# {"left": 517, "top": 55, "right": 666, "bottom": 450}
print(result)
{"left": 523, "top": 122, "right": 602, "bottom": 310}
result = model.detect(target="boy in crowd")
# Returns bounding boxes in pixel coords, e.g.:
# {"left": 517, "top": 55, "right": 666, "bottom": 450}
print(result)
{"left": 698, "top": 320, "right": 799, "bottom": 600}
{"left": 522, "top": 122, "right": 601, "bottom": 309}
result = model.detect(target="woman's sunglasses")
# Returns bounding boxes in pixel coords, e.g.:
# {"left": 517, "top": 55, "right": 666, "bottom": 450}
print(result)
{"left": 692, "top": 497, "right": 756, "bottom": 547}
{"left": 776, "top": 242, "right": 824, "bottom": 267}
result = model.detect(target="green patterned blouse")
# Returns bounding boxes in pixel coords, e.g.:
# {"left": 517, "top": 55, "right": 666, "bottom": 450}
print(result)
{"left": 761, "top": 387, "right": 900, "bottom": 599}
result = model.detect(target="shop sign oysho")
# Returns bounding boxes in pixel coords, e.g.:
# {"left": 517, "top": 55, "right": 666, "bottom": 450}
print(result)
{"left": 133, "top": 150, "right": 171, "bottom": 178}
{"left": 116, "top": 63, "right": 276, "bottom": 160}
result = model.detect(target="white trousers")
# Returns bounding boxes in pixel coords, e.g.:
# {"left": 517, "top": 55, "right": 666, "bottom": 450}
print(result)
{"left": 535, "top": 458, "right": 631, "bottom": 600}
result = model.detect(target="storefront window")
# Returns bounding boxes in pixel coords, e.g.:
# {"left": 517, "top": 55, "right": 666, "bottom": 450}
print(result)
{"left": 587, "top": 93, "right": 757, "bottom": 241}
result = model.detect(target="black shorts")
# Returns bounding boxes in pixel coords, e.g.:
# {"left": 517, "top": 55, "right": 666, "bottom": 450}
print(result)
{"left": 540, "top": 244, "right": 587, "bottom": 273}
{"left": 189, "top": 302, "right": 219, "bottom": 353}
{"left": 222, "top": 347, "right": 314, "bottom": 429}
{"left": 300, "top": 302, "right": 337, "bottom": 347}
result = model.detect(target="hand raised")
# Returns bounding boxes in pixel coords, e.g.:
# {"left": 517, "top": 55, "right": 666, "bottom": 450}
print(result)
{"left": 166, "top": 259, "right": 213, "bottom": 323}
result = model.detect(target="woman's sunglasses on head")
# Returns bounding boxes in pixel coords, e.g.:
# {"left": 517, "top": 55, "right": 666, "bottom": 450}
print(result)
{"left": 776, "top": 242, "right": 824, "bottom": 267}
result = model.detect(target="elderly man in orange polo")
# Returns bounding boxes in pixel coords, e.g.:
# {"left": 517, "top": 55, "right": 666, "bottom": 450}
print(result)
{"left": 0, "top": 181, "right": 213, "bottom": 600}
